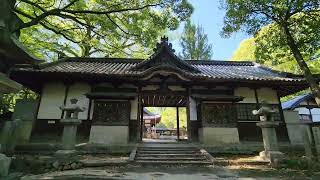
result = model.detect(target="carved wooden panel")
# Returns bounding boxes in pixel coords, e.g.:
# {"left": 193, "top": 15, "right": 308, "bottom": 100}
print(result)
{"left": 93, "top": 101, "right": 130, "bottom": 125}
{"left": 201, "top": 103, "right": 237, "bottom": 127}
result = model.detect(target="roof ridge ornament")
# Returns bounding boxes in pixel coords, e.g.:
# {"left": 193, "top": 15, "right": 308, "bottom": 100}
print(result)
{"left": 153, "top": 36, "right": 175, "bottom": 53}
{"left": 130, "top": 36, "right": 200, "bottom": 73}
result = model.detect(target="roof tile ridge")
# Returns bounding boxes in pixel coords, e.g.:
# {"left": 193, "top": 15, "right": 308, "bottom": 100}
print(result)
{"left": 63, "top": 57, "right": 144, "bottom": 63}
{"left": 37, "top": 57, "right": 75, "bottom": 69}
{"left": 187, "top": 60, "right": 254, "bottom": 66}
{"left": 252, "top": 62, "right": 303, "bottom": 78}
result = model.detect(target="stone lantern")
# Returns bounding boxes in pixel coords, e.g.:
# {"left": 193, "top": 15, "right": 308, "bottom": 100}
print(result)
{"left": 252, "top": 101, "right": 284, "bottom": 164}
{"left": 58, "top": 98, "right": 85, "bottom": 152}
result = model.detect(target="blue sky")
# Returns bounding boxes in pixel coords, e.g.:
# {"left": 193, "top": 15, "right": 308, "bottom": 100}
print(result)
{"left": 170, "top": 0, "right": 250, "bottom": 60}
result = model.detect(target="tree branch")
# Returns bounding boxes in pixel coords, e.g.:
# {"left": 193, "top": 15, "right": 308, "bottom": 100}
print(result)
{"left": 62, "top": 3, "right": 161, "bottom": 15}
{"left": 39, "top": 21, "right": 81, "bottom": 43}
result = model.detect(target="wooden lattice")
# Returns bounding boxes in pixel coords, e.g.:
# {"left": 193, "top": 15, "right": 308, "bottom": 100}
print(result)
{"left": 201, "top": 103, "right": 237, "bottom": 127}
{"left": 93, "top": 101, "right": 130, "bottom": 125}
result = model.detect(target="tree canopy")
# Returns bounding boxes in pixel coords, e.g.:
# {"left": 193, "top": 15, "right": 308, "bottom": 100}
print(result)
{"left": 231, "top": 25, "right": 320, "bottom": 74}
{"left": 221, "top": 0, "right": 320, "bottom": 105}
{"left": 180, "top": 20, "right": 213, "bottom": 60}
{"left": 230, "top": 37, "right": 256, "bottom": 61}
{"left": 12, "top": 0, "right": 193, "bottom": 60}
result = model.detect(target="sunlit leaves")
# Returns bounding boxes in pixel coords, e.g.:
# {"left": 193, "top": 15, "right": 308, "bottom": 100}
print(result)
{"left": 14, "top": 0, "right": 193, "bottom": 60}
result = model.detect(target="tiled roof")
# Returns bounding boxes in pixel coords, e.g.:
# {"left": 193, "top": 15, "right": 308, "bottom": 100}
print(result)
{"left": 12, "top": 58, "right": 304, "bottom": 82}
{"left": 282, "top": 93, "right": 314, "bottom": 110}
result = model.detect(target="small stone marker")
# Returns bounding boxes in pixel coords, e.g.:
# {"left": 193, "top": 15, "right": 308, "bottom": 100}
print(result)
{"left": 253, "top": 101, "right": 284, "bottom": 165}
{"left": 312, "top": 126, "right": 320, "bottom": 160}
{"left": 300, "top": 123, "right": 314, "bottom": 161}
{"left": 55, "top": 99, "right": 85, "bottom": 156}
{"left": 0, "top": 153, "right": 11, "bottom": 177}
{"left": 0, "top": 119, "right": 21, "bottom": 153}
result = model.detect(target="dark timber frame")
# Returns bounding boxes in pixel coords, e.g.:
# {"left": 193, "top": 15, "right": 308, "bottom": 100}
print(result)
{"left": 138, "top": 88, "right": 189, "bottom": 142}
{"left": 10, "top": 37, "right": 315, "bottom": 144}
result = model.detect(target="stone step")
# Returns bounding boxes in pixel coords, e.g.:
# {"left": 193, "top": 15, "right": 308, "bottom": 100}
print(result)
{"left": 137, "top": 150, "right": 199, "bottom": 154}
{"left": 138, "top": 146, "right": 198, "bottom": 148}
{"left": 135, "top": 157, "right": 207, "bottom": 161}
{"left": 135, "top": 160, "right": 213, "bottom": 165}
{"left": 136, "top": 153, "right": 204, "bottom": 157}
{"left": 138, "top": 147, "right": 198, "bottom": 150}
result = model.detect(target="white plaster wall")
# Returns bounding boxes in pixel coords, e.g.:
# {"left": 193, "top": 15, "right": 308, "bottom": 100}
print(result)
{"left": 293, "top": 107, "right": 320, "bottom": 122}
{"left": 311, "top": 108, "right": 320, "bottom": 122}
{"left": 130, "top": 97, "right": 138, "bottom": 120}
{"left": 65, "top": 83, "right": 90, "bottom": 120}
{"left": 189, "top": 97, "right": 197, "bottom": 121}
{"left": 234, "top": 87, "right": 256, "bottom": 103}
{"left": 257, "top": 88, "right": 279, "bottom": 104}
{"left": 295, "top": 107, "right": 310, "bottom": 115}
{"left": 37, "top": 83, "right": 66, "bottom": 119}
{"left": 89, "top": 126, "right": 128, "bottom": 145}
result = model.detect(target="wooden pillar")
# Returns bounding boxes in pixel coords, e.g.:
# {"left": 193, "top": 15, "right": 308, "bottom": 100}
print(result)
{"left": 176, "top": 107, "right": 180, "bottom": 141}
{"left": 186, "top": 88, "right": 191, "bottom": 142}
{"left": 137, "top": 87, "right": 142, "bottom": 142}
{"left": 276, "top": 91, "right": 285, "bottom": 122}
{"left": 254, "top": 88, "right": 259, "bottom": 108}
{"left": 140, "top": 104, "right": 144, "bottom": 142}
{"left": 61, "top": 84, "right": 70, "bottom": 119}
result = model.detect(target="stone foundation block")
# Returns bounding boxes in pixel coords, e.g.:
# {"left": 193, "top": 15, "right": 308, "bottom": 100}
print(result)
{"left": 89, "top": 126, "right": 128, "bottom": 145}
{"left": 0, "top": 153, "right": 11, "bottom": 177}
{"left": 199, "top": 127, "right": 240, "bottom": 145}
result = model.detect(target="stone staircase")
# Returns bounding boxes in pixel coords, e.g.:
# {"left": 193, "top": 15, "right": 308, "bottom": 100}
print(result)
{"left": 134, "top": 143, "right": 214, "bottom": 165}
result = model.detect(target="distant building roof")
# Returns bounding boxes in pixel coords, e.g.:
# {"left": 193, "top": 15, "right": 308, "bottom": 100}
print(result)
{"left": 143, "top": 108, "right": 158, "bottom": 116}
{"left": 282, "top": 93, "right": 314, "bottom": 110}
{"left": 143, "top": 108, "right": 161, "bottom": 123}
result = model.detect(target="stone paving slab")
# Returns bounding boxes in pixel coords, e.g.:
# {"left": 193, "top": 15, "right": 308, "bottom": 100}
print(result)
{"left": 21, "top": 166, "right": 239, "bottom": 180}
{"left": 17, "top": 164, "right": 320, "bottom": 180}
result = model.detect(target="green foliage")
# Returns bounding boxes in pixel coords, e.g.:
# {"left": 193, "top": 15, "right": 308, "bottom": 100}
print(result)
{"left": 230, "top": 25, "right": 320, "bottom": 74}
{"left": 221, "top": 1, "right": 320, "bottom": 105}
{"left": 14, "top": 0, "right": 193, "bottom": 61}
{"left": 180, "top": 20, "right": 213, "bottom": 60}
{"left": 222, "top": 0, "right": 320, "bottom": 69}
{"left": 0, "top": 88, "right": 38, "bottom": 115}
{"left": 147, "top": 107, "right": 187, "bottom": 128}
{"left": 230, "top": 37, "right": 256, "bottom": 61}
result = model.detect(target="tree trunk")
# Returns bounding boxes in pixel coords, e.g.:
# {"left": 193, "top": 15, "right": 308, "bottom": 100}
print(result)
{"left": 282, "top": 25, "right": 320, "bottom": 106}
